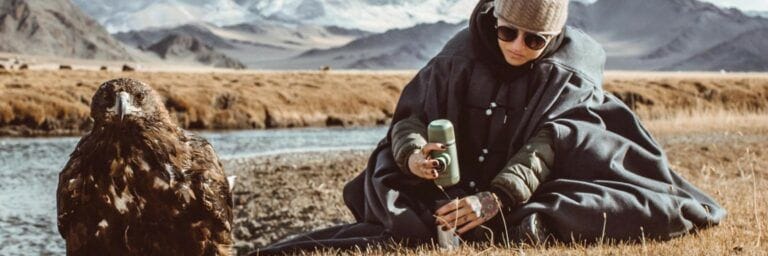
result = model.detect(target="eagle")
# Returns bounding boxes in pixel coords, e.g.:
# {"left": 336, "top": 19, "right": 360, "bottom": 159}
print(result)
{"left": 56, "top": 78, "right": 233, "bottom": 255}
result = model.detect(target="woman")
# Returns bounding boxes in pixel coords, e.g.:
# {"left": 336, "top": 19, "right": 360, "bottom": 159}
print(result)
{"left": 255, "top": 0, "right": 725, "bottom": 253}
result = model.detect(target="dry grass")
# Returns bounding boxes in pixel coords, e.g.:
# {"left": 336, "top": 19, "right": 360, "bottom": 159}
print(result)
{"left": 0, "top": 70, "right": 412, "bottom": 136}
{"left": 1, "top": 70, "right": 767, "bottom": 136}
{"left": 240, "top": 110, "right": 767, "bottom": 255}
{"left": 603, "top": 72, "right": 768, "bottom": 119}
{"left": 642, "top": 109, "right": 768, "bottom": 134}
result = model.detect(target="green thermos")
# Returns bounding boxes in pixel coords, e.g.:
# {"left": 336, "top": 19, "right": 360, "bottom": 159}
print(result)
{"left": 428, "top": 119, "right": 460, "bottom": 187}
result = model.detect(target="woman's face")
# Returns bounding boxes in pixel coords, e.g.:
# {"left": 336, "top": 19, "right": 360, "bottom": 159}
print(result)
{"left": 496, "top": 18, "right": 551, "bottom": 67}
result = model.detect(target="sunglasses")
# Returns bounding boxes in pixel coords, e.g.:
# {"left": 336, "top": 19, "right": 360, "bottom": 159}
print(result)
{"left": 494, "top": 24, "right": 550, "bottom": 51}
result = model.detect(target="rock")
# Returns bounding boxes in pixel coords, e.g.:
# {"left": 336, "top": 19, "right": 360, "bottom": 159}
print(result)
{"left": 234, "top": 226, "right": 251, "bottom": 239}
{"left": 122, "top": 64, "right": 135, "bottom": 72}
{"left": 59, "top": 65, "right": 72, "bottom": 70}
{"left": 234, "top": 241, "right": 255, "bottom": 255}
{"left": 245, "top": 220, "right": 263, "bottom": 233}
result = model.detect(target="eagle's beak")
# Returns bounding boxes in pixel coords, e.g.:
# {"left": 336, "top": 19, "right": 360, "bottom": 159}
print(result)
{"left": 116, "top": 91, "right": 133, "bottom": 121}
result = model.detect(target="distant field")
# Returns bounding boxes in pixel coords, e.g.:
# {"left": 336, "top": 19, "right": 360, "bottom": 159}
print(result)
{"left": 0, "top": 69, "right": 766, "bottom": 136}
{"left": 0, "top": 70, "right": 411, "bottom": 136}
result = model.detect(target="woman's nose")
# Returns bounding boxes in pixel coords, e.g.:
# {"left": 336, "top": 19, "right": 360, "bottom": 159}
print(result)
{"left": 511, "top": 34, "right": 527, "bottom": 50}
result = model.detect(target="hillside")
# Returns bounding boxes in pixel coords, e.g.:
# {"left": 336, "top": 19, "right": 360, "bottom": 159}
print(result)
{"left": 146, "top": 34, "right": 245, "bottom": 69}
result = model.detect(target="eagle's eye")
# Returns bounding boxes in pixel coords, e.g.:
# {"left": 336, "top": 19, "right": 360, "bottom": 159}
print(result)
{"left": 136, "top": 92, "right": 146, "bottom": 103}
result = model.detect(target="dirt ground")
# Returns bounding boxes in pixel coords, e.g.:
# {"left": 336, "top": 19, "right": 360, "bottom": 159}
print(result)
{"left": 1, "top": 70, "right": 766, "bottom": 136}
{"left": 229, "top": 112, "right": 768, "bottom": 255}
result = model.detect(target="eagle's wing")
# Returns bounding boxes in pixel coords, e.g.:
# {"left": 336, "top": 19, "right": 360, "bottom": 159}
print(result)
{"left": 185, "top": 132, "right": 234, "bottom": 253}
{"left": 56, "top": 137, "right": 90, "bottom": 239}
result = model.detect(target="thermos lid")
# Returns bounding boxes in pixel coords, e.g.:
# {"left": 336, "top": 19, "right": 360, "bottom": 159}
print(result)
{"left": 427, "top": 119, "right": 455, "bottom": 144}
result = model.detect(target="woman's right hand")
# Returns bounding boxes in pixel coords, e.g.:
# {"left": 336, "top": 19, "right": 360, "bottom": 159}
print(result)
{"left": 407, "top": 143, "right": 446, "bottom": 180}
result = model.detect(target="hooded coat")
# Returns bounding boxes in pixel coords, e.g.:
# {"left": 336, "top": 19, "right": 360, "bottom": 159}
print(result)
{"left": 254, "top": 1, "right": 725, "bottom": 253}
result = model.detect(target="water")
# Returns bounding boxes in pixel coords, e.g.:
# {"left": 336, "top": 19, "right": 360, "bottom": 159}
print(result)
{"left": 0, "top": 126, "right": 387, "bottom": 255}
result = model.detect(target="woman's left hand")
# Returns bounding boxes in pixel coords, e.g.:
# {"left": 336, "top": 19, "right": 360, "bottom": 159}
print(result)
{"left": 435, "top": 191, "right": 501, "bottom": 234}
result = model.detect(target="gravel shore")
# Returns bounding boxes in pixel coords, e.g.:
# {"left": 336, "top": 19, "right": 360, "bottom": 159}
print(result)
{"left": 224, "top": 150, "right": 371, "bottom": 254}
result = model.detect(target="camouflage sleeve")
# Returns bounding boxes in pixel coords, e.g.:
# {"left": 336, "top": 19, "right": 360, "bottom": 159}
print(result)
{"left": 391, "top": 116, "right": 428, "bottom": 175}
{"left": 490, "top": 127, "right": 555, "bottom": 210}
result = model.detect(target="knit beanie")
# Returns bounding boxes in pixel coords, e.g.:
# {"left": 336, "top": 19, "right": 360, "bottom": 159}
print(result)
{"left": 493, "top": 0, "right": 569, "bottom": 34}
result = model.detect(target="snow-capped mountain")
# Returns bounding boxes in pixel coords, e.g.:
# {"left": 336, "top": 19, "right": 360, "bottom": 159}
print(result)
{"left": 233, "top": 0, "right": 475, "bottom": 32}
{"left": 72, "top": 0, "right": 477, "bottom": 33}
{"left": 71, "top": 0, "right": 254, "bottom": 33}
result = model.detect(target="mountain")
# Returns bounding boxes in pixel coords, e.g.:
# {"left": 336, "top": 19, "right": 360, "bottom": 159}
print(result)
{"left": 146, "top": 34, "right": 245, "bottom": 69}
{"left": 232, "top": 0, "right": 475, "bottom": 33}
{"left": 112, "top": 21, "right": 373, "bottom": 68}
{"left": 72, "top": 0, "right": 476, "bottom": 33}
{"left": 667, "top": 28, "right": 768, "bottom": 71}
{"left": 262, "top": 0, "right": 768, "bottom": 71}
{"left": 0, "top": 0, "right": 131, "bottom": 60}
{"left": 263, "top": 21, "right": 466, "bottom": 69}
{"left": 73, "top": 0, "right": 768, "bottom": 71}
{"left": 569, "top": 0, "right": 768, "bottom": 71}
{"left": 71, "top": 0, "right": 253, "bottom": 33}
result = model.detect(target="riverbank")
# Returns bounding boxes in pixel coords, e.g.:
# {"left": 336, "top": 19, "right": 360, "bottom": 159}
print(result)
{"left": 1, "top": 70, "right": 767, "bottom": 136}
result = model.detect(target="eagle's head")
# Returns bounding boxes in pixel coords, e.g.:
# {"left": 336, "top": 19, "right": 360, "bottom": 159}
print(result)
{"left": 91, "top": 78, "right": 171, "bottom": 128}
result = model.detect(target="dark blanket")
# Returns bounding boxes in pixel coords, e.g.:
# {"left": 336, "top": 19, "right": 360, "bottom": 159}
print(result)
{"left": 253, "top": 1, "right": 725, "bottom": 254}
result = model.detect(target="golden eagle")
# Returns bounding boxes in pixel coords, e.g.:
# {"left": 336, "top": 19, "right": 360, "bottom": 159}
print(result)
{"left": 57, "top": 78, "right": 233, "bottom": 255}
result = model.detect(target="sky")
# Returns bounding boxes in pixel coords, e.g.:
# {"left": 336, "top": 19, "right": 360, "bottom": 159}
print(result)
{"left": 707, "top": 0, "right": 768, "bottom": 12}
{"left": 577, "top": 0, "right": 768, "bottom": 12}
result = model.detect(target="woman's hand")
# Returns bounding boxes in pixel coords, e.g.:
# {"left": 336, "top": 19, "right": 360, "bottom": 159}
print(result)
{"left": 435, "top": 192, "right": 501, "bottom": 234}
{"left": 407, "top": 143, "right": 446, "bottom": 180}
